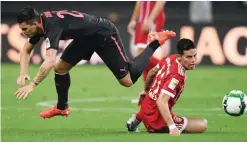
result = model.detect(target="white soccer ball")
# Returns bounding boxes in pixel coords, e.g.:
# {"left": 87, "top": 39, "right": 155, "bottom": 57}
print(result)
{"left": 222, "top": 90, "right": 246, "bottom": 116}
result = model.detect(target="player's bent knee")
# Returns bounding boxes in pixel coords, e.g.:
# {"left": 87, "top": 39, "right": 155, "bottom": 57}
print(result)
{"left": 195, "top": 118, "right": 207, "bottom": 133}
{"left": 54, "top": 60, "right": 73, "bottom": 74}
{"left": 118, "top": 74, "right": 133, "bottom": 87}
{"left": 201, "top": 118, "right": 208, "bottom": 132}
{"left": 184, "top": 118, "right": 208, "bottom": 133}
{"left": 54, "top": 65, "right": 69, "bottom": 74}
{"left": 119, "top": 80, "right": 133, "bottom": 87}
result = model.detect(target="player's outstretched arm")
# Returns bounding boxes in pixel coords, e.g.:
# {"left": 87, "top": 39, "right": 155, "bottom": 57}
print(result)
{"left": 144, "top": 66, "right": 159, "bottom": 92}
{"left": 32, "top": 48, "right": 57, "bottom": 86}
{"left": 16, "top": 41, "right": 34, "bottom": 86}
{"left": 14, "top": 48, "right": 57, "bottom": 99}
{"left": 157, "top": 93, "right": 181, "bottom": 136}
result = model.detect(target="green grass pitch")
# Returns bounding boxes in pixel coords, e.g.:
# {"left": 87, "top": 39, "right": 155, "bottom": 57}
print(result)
{"left": 1, "top": 64, "right": 247, "bottom": 142}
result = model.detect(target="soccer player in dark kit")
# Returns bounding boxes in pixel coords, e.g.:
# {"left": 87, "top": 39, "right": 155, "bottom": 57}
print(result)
{"left": 14, "top": 6, "right": 176, "bottom": 118}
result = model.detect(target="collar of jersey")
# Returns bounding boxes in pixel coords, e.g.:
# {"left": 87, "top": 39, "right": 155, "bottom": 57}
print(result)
{"left": 176, "top": 58, "right": 186, "bottom": 72}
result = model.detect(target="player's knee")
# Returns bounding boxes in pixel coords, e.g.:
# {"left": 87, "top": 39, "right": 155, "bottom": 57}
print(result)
{"left": 201, "top": 118, "right": 208, "bottom": 132}
{"left": 197, "top": 118, "right": 208, "bottom": 133}
{"left": 54, "top": 60, "right": 73, "bottom": 74}
{"left": 54, "top": 65, "right": 68, "bottom": 74}
{"left": 118, "top": 73, "right": 133, "bottom": 87}
{"left": 119, "top": 80, "right": 133, "bottom": 87}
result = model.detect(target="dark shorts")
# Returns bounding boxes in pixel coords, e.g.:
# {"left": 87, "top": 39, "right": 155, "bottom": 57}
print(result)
{"left": 60, "top": 25, "right": 130, "bottom": 80}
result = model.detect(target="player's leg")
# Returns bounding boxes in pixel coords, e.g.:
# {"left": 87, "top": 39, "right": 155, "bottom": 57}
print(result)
{"left": 135, "top": 23, "right": 162, "bottom": 84}
{"left": 54, "top": 60, "right": 73, "bottom": 110}
{"left": 126, "top": 104, "right": 144, "bottom": 132}
{"left": 98, "top": 25, "right": 175, "bottom": 87}
{"left": 126, "top": 95, "right": 146, "bottom": 131}
{"left": 131, "top": 23, "right": 163, "bottom": 103}
{"left": 40, "top": 60, "right": 73, "bottom": 118}
{"left": 144, "top": 114, "right": 207, "bottom": 134}
{"left": 95, "top": 31, "right": 156, "bottom": 87}
{"left": 40, "top": 39, "right": 95, "bottom": 118}
{"left": 126, "top": 95, "right": 149, "bottom": 132}
{"left": 183, "top": 118, "right": 208, "bottom": 133}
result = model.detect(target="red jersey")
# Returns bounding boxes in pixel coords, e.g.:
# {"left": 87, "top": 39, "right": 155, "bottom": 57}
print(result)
{"left": 148, "top": 54, "right": 186, "bottom": 108}
{"left": 138, "top": 1, "right": 165, "bottom": 24}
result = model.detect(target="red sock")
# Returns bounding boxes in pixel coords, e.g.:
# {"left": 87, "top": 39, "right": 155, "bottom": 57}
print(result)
{"left": 142, "top": 56, "right": 160, "bottom": 83}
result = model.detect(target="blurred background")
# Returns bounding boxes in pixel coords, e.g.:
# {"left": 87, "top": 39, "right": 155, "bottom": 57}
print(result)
{"left": 1, "top": 1, "right": 247, "bottom": 66}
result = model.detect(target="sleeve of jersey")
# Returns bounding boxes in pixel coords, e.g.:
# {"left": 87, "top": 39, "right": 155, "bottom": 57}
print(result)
{"left": 45, "top": 28, "right": 63, "bottom": 50}
{"left": 160, "top": 76, "right": 181, "bottom": 98}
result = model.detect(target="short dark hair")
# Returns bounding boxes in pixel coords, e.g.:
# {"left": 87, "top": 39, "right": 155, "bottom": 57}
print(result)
{"left": 17, "top": 6, "right": 40, "bottom": 24}
{"left": 176, "top": 38, "right": 195, "bottom": 55}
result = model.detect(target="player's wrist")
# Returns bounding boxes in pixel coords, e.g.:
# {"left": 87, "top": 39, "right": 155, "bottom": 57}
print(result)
{"left": 20, "top": 72, "right": 27, "bottom": 76}
{"left": 168, "top": 124, "right": 177, "bottom": 130}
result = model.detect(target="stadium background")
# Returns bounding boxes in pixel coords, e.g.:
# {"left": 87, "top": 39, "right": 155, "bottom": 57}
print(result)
{"left": 1, "top": 1, "right": 247, "bottom": 66}
{"left": 1, "top": 1, "right": 247, "bottom": 142}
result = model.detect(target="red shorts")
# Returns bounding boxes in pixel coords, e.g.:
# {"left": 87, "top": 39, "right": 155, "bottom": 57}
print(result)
{"left": 134, "top": 20, "right": 165, "bottom": 49}
{"left": 140, "top": 97, "right": 188, "bottom": 133}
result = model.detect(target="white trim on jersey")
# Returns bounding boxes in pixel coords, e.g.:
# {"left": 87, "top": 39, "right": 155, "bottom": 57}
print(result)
{"left": 135, "top": 43, "right": 147, "bottom": 49}
{"left": 178, "top": 64, "right": 184, "bottom": 76}
{"left": 176, "top": 58, "right": 186, "bottom": 76}
{"left": 161, "top": 89, "right": 175, "bottom": 98}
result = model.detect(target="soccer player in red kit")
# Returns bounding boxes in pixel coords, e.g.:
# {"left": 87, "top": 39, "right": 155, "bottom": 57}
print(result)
{"left": 126, "top": 39, "right": 207, "bottom": 136}
{"left": 128, "top": 1, "right": 167, "bottom": 102}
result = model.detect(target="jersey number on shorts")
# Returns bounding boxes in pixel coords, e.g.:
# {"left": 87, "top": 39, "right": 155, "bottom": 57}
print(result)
{"left": 44, "top": 10, "right": 84, "bottom": 19}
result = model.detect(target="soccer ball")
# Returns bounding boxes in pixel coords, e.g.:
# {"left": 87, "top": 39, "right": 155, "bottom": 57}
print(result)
{"left": 222, "top": 90, "right": 247, "bottom": 116}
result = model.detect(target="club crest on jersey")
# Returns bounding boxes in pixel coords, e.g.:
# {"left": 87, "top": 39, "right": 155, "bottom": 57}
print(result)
{"left": 168, "top": 78, "right": 179, "bottom": 90}
{"left": 45, "top": 38, "right": 51, "bottom": 48}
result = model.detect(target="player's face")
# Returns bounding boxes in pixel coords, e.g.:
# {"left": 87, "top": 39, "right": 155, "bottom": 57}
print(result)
{"left": 178, "top": 49, "right": 197, "bottom": 70}
{"left": 19, "top": 21, "right": 39, "bottom": 38}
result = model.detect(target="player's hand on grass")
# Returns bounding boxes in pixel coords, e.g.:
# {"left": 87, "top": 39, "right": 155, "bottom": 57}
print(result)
{"left": 128, "top": 20, "right": 136, "bottom": 35}
{"left": 17, "top": 74, "right": 30, "bottom": 86}
{"left": 169, "top": 127, "right": 181, "bottom": 136}
{"left": 14, "top": 83, "right": 35, "bottom": 99}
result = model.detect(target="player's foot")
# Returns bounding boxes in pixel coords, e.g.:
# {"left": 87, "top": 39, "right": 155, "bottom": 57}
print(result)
{"left": 126, "top": 114, "right": 141, "bottom": 132}
{"left": 40, "top": 105, "right": 70, "bottom": 118}
{"left": 148, "top": 30, "right": 176, "bottom": 45}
